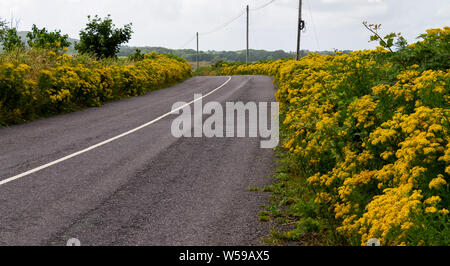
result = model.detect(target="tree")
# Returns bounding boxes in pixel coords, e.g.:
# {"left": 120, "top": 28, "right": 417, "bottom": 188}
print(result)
{"left": 0, "top": 18, "right": 24, "bottom": 51}
{"left": 26, "top": 24, "right": 70, "bottom": 53}
{"left": 0, "top": 27, "right": 24, "bottom": 51}
{"left": 0, "top": 19, "right": 7, "bottom": 40}
{"left": 128, "top": 48, "right": 144, "bottom": 61}
{"left": 75, "top": 15, "right": 133, "bottom": 58}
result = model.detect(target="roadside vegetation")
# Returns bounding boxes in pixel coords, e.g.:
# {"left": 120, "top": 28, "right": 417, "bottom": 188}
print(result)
{"left": 234, "top": 25, "right": 449, "bottom": 246}
{"left": 0, "top": 16, "right": 191, "bottom": 126}
{"left": 118, "top": 47, "right": 347, "bottom": 63}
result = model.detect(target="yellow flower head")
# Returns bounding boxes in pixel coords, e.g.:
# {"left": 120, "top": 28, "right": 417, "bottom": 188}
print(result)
{"left": 429, "top": 175, "right": 447, "bottom": 190}
{"left": 425, "top": 207, "right": 438, "bottom": 213}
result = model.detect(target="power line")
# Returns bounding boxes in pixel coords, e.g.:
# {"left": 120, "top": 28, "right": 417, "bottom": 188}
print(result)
{"left": 198, "top": 1, "right": 276, "bottom": 37}
{"left": 199, "top": 10, "right": 246, "bottom": 36}
{"left": 179, "top": 9, "right": 246, "bottom": 49}
{"left": 306, "top": 0, "right": 321, "bottom": 51}
{"left": 250, "top": 0, "right": 276, "bottom": 11}
{"left": 178, "top": 1, "right": 278, "bottom": 51}
{"left": 179, "top": 35, "right": 196, "bottom": 49}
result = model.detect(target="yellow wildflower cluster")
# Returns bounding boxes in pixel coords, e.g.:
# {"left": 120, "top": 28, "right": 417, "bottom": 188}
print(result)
{"left": 0, "top": 52, "right": 191, "bottom": 124}
{"left": 220, "top": 27, "right": 449, "bottom": 246}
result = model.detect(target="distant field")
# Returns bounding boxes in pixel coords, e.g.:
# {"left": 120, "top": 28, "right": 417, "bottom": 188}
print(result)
{"left": 188, "top": 61, "right": 213, "bottom": 69}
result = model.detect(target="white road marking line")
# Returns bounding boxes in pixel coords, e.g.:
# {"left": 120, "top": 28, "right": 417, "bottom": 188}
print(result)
{"left": 0, "top": 76, "right": 232, "bottom": 187}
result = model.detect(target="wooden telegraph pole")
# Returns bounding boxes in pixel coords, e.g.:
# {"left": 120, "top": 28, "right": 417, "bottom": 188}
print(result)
{"left": 296, "top": 0, "right": 303, "bottom": 60}
{"left": 196, "top": 32, "right": 199, "bottom": 70}
{"left": 246, "top": 5, "right": 249, "bottom": 65}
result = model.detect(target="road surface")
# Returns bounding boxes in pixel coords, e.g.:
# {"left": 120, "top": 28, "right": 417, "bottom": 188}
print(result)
{"left": 0, "top": 76, "right": 276, "bottom": 246}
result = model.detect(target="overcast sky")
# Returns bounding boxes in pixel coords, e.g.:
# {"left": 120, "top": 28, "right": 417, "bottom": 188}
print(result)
{"left": 1, "top": 0, "right": 449, "bottom": 51}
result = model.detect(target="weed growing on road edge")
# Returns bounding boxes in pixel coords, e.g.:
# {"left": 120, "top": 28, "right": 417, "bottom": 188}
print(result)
{"left": 256, "top": 148, "right": 333, "bottom": 246}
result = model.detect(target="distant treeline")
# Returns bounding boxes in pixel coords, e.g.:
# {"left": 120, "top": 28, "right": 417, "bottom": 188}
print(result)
{"left": 10, "top": 31, "right": 351, "bottom": 63}
{"left": 118, "top": 46, "right": 350, "bottom": 63}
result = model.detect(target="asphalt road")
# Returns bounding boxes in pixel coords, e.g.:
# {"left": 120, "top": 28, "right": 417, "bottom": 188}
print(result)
{"left": 0, "top": 76, "right": 277, "bottom": 246}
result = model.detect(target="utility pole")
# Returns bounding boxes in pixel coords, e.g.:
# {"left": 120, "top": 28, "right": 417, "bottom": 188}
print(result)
{"left": 196, "top": 32, "right": 199, "bottom": 70}
{"left": 296, "top": 0, "right": 303, "bottom": 60}
{"left": 246, "top": 5, "right": 249, "bottom": 65}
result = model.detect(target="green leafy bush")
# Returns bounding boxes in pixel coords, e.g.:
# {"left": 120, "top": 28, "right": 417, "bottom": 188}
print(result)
{"left": 26, "top": 24, "right": 71, "bottom": 53}
{"left": 75, "top": 15, "right": 133, "bottom": 59}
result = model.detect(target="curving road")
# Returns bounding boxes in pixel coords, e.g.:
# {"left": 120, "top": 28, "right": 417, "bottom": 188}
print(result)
{"left": 0, "top": 76, "right": 276, "bottom": 246}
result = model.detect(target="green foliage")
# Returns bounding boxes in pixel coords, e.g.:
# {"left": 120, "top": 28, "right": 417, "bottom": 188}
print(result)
{"left": 297, "top": 217, "right": 321, "bottom": 233}
{"left": 258, "top": 215, "right": 270, "bottom": 222}
{"left": 364, "top": 22, "right": 450, "bottom": 72}
{"left": 165, "top": 53, "right": 188, "bottom": 63}
{"left": 364, "top": 22, "right": 399, "bottom": 50}
{"left": 118, "top": 46, "right": 347, "bottom": 63}
{"left": 128, "top": 48, "right": 144, "bottom": 61}
{"left": 0, "top": 27, "right": 24, "bottom": 52}
{"left": 398, "top": 29, "right": 450, "bottom": 71}
{"left": 0, "top": 19, "right": 7, "bottom": 41}
{"left": 26, "top": 24, "right": 70, "bottom": 53}
{"left": 75, "top": 15, "right": 133, "bottom": 59}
